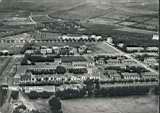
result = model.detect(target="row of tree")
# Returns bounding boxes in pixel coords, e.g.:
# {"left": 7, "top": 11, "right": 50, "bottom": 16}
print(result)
{"left": 0, "top": 86, "right": 8, "bottom": 107}
{"left": 26, "top": 83, "right": 157, "bottom": 101}
{"left": 27, "top": 55, "right": 55, "bottom": 62}
{"left": 105, "top": 65, "right": 148, "bottom": 73}
{"left": 95, "top": 86, "right": 151, "bottom": 97}
{"left": 26, "top": 69, "right": 57, "bottom": 75}
{"left": 49, "top": 97, "right": 63, "bottom": 113}
{"left": 55, "top": 88, "right": 86, "bottom": 99}
{"left": 68, "top": 68, "right": 88, "bottom": 74}
{"left": 0, "top": 52, "right": 14, "bottom": 56}
{"left": 27, "top": 91, "right": 53, "bottom": 99}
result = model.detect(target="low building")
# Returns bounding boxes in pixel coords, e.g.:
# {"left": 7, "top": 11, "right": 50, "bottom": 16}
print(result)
{"left": 14, "top": 72, "right": 64, "bottom": 85}
{"left": 144, "top": 58, "right": 157, "bottom": 65}
{"left": 141, "top": 72, "right": 158, "bottom": 79}
{"left": 126, "top": 47, "right": 144, "bottom": 52}
{"left": 14, "top": 74, "right": 21, "bottom": 85}
{"left": 96, "top": 58, "right": 105, "bottom": 65}
{"left": 61, "top": 56, "right": 88, "bottom": 67}
{"left": 146, "top": 47, "right": 158, "bottom": 52}
{"left": 104, "top": 70, "right": 121, "bottom": 80}
{"left": 78, "top": 45, "right": 87, "bottom": 54}
{"left": 0, "top": 33, "right": 32, "bottom": 44}
{"left": 25, "top": 50, "right": 35, "bottom": 56}
{"left": 54, "top": 57, "right": 61, "bottom": 64}
{"left": 106, "top": 37, "right": 113, "bottom": 44}
{"left": 122, "top": 59, "right": 137, "bottom": 66}
{"left": 0, "top": 50, "right": 9, "bottom": 55}
{"left": 56, "top": 84, "right": 85, "bottom": 92}
{"left": 106, "top": 59, "right": 121, "bottom": 65}
{"left": 52, "top": 46, "right": 60, "bottom": 54}
{"left": 152, "top": 33, "right": 159, "bottom": 40}
{"left": 121, "top": 72, "right": 140, "bottom": 80}
{"left": 22, "top": 86, "right": 55, "bottom": 94}
{"left": 40, "top": 48, "right": 52, "bottom": 54}
{"left": 60, "top": 34, "right": 102, "bottom": 41}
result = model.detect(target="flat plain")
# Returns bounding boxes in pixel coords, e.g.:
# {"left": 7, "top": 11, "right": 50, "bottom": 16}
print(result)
{"left": 62, "top": 95, "right": 158, "bottom": 113}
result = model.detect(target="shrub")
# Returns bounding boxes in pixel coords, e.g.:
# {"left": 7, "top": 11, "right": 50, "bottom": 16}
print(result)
{"left": 28, "top": 91, "right": 39, "bottom": 99}
{"left": 48, "top": 97, "right": 62, "bottom": 113}
{"left": 11, "top": 91, "right": 19, "bottom": 99}
{"left": 56, "top": 66, "right": 66, "bottom": 74}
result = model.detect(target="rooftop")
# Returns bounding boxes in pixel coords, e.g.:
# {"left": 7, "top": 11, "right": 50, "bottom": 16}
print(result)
{"left": 61, "top": 56, "right": 87, "bottom": 63}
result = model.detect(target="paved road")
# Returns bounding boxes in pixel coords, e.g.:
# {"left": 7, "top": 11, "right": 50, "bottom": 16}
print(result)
{"left": 104, "top": 42, "right": 159, "bottom": 75}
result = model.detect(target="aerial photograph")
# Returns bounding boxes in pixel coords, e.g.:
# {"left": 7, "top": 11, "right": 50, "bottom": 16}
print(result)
{"left": 0, "top": 0, "right": 159, "bottom": 113}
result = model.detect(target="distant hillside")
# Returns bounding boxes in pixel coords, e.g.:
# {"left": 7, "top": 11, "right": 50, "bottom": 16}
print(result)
{"left": 0, "top": 0, "right": 158, "bottom": 15}
{"left": 0, "top": 0, "right": 158, "bottom": 32}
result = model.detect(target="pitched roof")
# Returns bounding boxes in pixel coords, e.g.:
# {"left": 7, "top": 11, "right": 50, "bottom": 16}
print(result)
{"left": 61, "top": 56, "right": 87, "bottom": 63}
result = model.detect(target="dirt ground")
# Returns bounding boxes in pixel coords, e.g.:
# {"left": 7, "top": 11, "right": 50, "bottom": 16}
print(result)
{"left": 62, "top": 95, "right": 158, "bottom": 113}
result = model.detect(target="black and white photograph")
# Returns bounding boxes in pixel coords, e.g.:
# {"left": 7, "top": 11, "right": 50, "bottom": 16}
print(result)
{"left": 0, "top": 0, "right": 159, "bottom": 113}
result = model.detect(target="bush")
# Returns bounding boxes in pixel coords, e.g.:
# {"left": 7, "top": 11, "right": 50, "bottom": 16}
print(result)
{"left": 27, "top": 55, "right": 55, "bottom": 62}
{"left": 56, "top": 89, "right": 86, "bottom": 99}
{"left": 11, "top": 91, "right": 19, "bottom": 99}
{"left": 40, "top": 91, "right": 51, "bottom": 98}
{"left": 28, "top": 91, "right": 39, "bottom": 99}
{"left": 21, "top": 57, "right": 28, "bottom": 65}
{"left": 96, "top": 86, "right": 150, "bottom": 97}
{"left": 56, "top": 66, "right": 66, "bottom": 74}
{"left": 68, "top": 68, "right": 88, "bottom": 74}
{"left": 48, "top": 97, "right": 62, "bottom": 112}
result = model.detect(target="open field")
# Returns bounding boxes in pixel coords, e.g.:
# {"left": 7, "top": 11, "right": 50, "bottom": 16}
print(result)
{"left": 90, "top": 42, "right": 120, "bottom": 54}
{"left": 17, "top": 93, "right": 159, "bottom": 113}
{"left": 62, "top": 95, "right": 158, "bottom": 113}
{"left": 18, "top": 92, "right": 51, "bottom": 113}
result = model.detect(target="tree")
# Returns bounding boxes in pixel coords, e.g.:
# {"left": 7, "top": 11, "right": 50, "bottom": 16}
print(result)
{"left": 56, "top": 66, "right": 66, "bottom": 74}
{"left": 21, "top": 57, "right": 28, "bottom": 65}
{"left": 84, "top": 78, "right": 94, "bottom": 96}
{"left": 28, "top": 91, "right": 39, "bottom": 99}
{"left": 20, "top": 42, "right": 33, "bottom": 54}
{"left": 95, "top": 79, "right": 100, "bottom": 90}
{"left": 40, "top": 91, "right": 51, "bottom": 98}
{"left": 11, "top": 91, "right": 19, "bottom": 99}
{"left": 48, "top": 97, "right": 62, "bottom": 113}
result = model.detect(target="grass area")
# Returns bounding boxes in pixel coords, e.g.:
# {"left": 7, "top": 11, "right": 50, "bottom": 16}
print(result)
{"left": 62, "top": 95, "right": 158, "bottom": 113}
{"left": 89, "top": 42, "right": 119, "bottom": 54}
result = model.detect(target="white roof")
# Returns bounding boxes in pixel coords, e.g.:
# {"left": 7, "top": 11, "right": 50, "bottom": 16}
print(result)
{"left": 1, "top": 50, "right": 9, "bottom": 53}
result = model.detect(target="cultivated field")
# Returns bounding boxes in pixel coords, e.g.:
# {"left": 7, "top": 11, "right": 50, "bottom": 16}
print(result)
{"left": 62, "top": 95, "right": 158, "bottom": 113}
